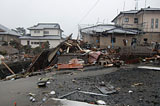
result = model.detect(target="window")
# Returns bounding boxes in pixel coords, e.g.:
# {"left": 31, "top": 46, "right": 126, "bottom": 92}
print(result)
{"left": 0, "top": 36, "right": 3, "bottom": 41}
{"left": 27, "top": 41, "right": 30, "bottom": 45}
{"left": 155, "top": 19, "right": 159, "bottom": 28}
{"left": 111, "top": 36, "right": 116, "bottom": 43}
{"left": 44, "top": 31, "right": 49, "bottom": 34}
{"left": 124, "top": 18, "right": 129, "bottom": 22}
{"left": 134, "top": 18, "right": 138, "bottom": 23}
{"left": 151, "top": 18, "right": 154, "bottom": 29}
{"left": 31, "top": 42, "right": 39, "bottom": 45}
{"left": 144, "top": 38, "right": 148, "bottom": 42}
{"left": 34, "top": 42, "right": 39, "bottom": 44}
{"left": 34, "top": 30, "right": 40, "bottom": 33}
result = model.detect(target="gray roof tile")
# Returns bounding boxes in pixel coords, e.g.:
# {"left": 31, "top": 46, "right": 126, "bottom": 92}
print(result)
{"left": 28, "top": 23, "right": 63, "bottom": 31}
{"left": 80, "top": 24, "right": 138, "bottom": 35}
{"left": 0, "top": 24, "right": 21, "bottom": 36}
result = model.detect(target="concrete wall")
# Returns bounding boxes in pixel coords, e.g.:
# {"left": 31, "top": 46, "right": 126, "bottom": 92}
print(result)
{"left": 100, "top": 34, "right": 136, "bottom": 48}
{"left": 139, "top": 33, "right": 160, "bottom": 44}
{"left": 115, "top": 14, "right": 138, "bottom": 29}
{"left": 82, "top": 34, "right": 100, "bottom": 47}
{"left": 21, "top": 39, "right": 62, "bottom": 48}
{"left": 82, "top": 33, "right": 138, "bottom": 48}
{"left": 115, "top": 11, "right": 160, "bottom": 33}
{"left": 139, "top": 11, "right": 160, "bottom": 32}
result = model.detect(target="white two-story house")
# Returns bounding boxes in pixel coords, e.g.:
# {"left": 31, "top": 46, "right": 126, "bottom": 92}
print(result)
{"left": 20, "top": 23, "right": 63, "bottom": 48}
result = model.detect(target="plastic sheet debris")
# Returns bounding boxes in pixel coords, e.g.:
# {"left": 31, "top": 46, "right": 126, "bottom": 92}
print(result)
{"left": 138, "top": 66, "right": 160, "bottom": 70}
{"left": 128, "top": 90, "right": 133, "bottom": 93}
{"left": 29, "top": 93, "right": 36, "bottom": 97}
{"left": 37, "top": 78, "right": 49, "bottom": 87}
{"left": 96, "top": 100, "right": 106, "bottom": 105}
{"left": 30, "top": 97, "right": 36, "bottom": 102}
{"left": 50, "top": 91, "right": 56, "bottom": 95}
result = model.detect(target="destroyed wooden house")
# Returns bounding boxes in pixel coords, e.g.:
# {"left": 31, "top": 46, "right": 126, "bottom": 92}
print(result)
{"left": 26, "top": 36, "right": 120, "bottom": 72}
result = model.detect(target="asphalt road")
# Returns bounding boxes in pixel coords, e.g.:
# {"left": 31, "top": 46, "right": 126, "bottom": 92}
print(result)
{"left": 0, "top": 66, "right": 117, "bottom": 106}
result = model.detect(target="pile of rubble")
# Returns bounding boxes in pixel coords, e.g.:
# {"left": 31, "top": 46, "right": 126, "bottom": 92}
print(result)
{"left": 26, "top": 35, "right": 121, "bottom": 73}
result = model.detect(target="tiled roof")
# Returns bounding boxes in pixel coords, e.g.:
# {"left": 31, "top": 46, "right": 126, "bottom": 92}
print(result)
{"left": 80, "top": 24, "right": 138, "bottom": 35}
{"left": 141, "top": 8, "right": 160, "bottom": 11}
{"left": 0, "top": 24, "right": 21, "bottom": 36}
{"left": 107, "top": 28, "right": 138, "bottom": 35}
{"left": 28, "top": 23, "right": 63, "bottom": 31}
{"left": 80, "top": 24, "right": 116, "bottom": 34}
{"left": 121, "top": 10, "right": 138, "bottom": 14}
{"left": 112, "top": 7, "right": 160, "bottom": 22}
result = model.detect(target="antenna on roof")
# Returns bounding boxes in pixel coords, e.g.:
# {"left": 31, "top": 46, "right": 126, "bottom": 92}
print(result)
{"left": 134, "top": 0, "right": 140, "bottom": 10}
{"left": 123, "top": 1, "right": 125, "bottom": 11}
{"left": 145, "top": 0, "right": 147, "bottom": 8}
{"left": 96, "top": 17, "right": 99, "bottom": 24}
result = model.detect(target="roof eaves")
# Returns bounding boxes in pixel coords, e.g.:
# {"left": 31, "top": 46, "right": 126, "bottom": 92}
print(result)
{"left": 111, "top": 12, "right": 122, "bottom": 22}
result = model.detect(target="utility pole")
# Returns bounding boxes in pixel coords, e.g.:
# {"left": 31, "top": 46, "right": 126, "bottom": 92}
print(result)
{"left": 123, "top": 1, "right": 126, "bottom": 11}
{"left": 135, "top": 0, "right": 140, "bottom": 10}
{"left": 145, "top": 0, "right": 147, "bottom": 8}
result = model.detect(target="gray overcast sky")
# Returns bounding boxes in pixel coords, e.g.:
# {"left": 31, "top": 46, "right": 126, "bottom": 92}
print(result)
{"left": 0, "top": 0, "right": 160, "bottom": 37}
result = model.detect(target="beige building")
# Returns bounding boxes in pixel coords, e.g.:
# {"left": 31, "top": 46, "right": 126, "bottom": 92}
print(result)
{"left": 0, "top": 24, "right": 21, "bottom": 45}
{"left": 20, "top": 23, "right": 63, "bottom": 48}
{"left": 80, "top": 24, "right": 138, "bottom": 48}
{"left": 112, "top": 7, "right": 160, "bottom": 44}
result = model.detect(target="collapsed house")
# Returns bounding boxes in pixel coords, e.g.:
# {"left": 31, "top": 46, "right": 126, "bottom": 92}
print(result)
{"left": 27, "top": 35, "right": 120, "bottom": 73}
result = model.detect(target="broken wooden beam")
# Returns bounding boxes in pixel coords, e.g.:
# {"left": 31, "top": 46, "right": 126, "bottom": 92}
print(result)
{"left": 2, "top": 61, "right": 15, "bottom": 75}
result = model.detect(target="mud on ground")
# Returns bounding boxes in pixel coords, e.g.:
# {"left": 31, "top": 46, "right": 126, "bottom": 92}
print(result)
{"left": 0, "top": 65, "right": 160, "bottom": 106}
{"left": 42, "top": 67, "right": 160, "bottom": 106}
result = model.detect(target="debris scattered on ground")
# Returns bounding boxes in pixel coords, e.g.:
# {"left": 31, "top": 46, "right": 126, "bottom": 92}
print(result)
{"left": 128, "top": 90, "right": 133, "bottom": 93}
{"left": 138, "top": 66, "right": 160, "bottom": 70}
{"left": 37, "top": 78, "right": 49, "bottom": 87}
{"left": 96, "top": 100, "right": 106, "bottom": 105}
{"left": 27, "top": 36, "right": 122, "bottom": 73}
{"left": 50, "top": 91, "right": 56, "bottom": 95}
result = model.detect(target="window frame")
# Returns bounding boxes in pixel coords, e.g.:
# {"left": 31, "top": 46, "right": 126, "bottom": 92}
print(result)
{"left": 134, "top": 18, "right": 138, "bottom": 24}
{"left": 151, "top": 18, "right": 154, "bottom": 29}
{"left": 43, "top": 31, "right": 49, "bottom": 34}
{"left": 34, "top": 30, "right": 40, "bottom": 33}
{"left": 155, "top": 18, "right": 159, "bottom": 29}
{"left": 111, "top": 36, "right": 116, "bottom": 43}
{"left": 124, "top": 18, "right": 129, "bottom": 22}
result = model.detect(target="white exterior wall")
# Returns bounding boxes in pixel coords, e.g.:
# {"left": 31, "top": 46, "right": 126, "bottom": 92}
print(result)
{"left": 30, "top": 30, "right": 44, "bottom": 36}
{"left": 44, "top": 29, "right": 60, "bottom": 35}
{"left": 21, "top": 39, "right": 62, "bottom": 48}
{"left": 30, "top": 29, "right": 61, "bottom": 36}
{"left": 21, "top": 40, "right": 28, "bottom": 45}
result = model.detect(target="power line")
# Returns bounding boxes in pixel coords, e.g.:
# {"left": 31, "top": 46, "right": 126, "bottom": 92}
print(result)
{"left": 78, "top": 0, "right": 100, "bottom": 24}
{"left": 71, "top": 0, "right": 100, "bottom": 36}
